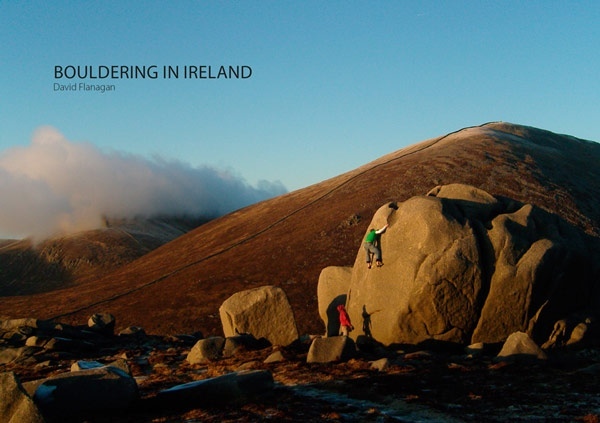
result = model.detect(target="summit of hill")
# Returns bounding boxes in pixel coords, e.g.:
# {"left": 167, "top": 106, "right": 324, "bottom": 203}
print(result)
{"left": 1, "top": 122, "right": 599, "bottom": 337}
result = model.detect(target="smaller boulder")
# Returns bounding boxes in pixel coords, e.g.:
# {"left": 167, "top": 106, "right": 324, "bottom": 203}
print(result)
{"left": 70, "top": 360, "right": 132, "bottom": 378}
{"left": 186, "top": 337, "right": 225, "bottom": 364}
{"left": 567, "top": 320, "right": 591, "bottom": 346}
{"left": 236, "top": 361, "right": 261, "bottom": 371}
{"left": 0, "top": 347, "right": 37, "bottom": 365}
{"left": 496, "top": 332, "right": 547, "bottom": 362}
{"left": 87, "top": 313, "right": 116, "bottom": 336}
{"left": 2, "top": 325, "right": 35, "bottom": 343}
{"left": 157, "top": 370, "right": 274, "bottom": 407}
{"left": 542, "top": 314, "right": 598, "bottom": 349}
{"left": 222, "top": 334, "right": 266, "bottom": 358}
{"left": 465, "top": 342, "right": 486, "bottom": 358}
{"left": 32, "top": 366, "right": 138, "bottom": 416}
{"left": 118, "top": 326, "right": 146, "bottom": 338}
{"left": 0, "top": 318, "right": 49, "bottom": 332}
{"left": 106, "top": 359, "right": 132, "bottom": 375}
{"left": 70, "top": 361, "right": 104, "bottom": 372}
{"left": 219, "top": 286, "right": 299, "bottom": 347}
{"left": 263, "top": 351, "right": 286, "bottom": 364}
{"left": 369, "top": 358, "right": 390, "bottom": 372}
{"left": 307, "top": 336, "right": 356, "bottom": 363}
{"left": 25, "top": 336, "right": 48, "bottom": 348}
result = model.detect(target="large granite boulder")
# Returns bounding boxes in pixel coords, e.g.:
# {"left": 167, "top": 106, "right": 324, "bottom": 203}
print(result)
{"left": 472, "top": 203, "right": 592, "bottom": 343}
{"left": 0, "top": 372, "right": 45, "bottom": 423}
{"left": 32, "top": 366, "right": 138, "bottom": 416}
{"left": 346, "top": 194, "right": 485, "bottom": 346}
{"left": 335, "top": 184, "right": 598, "bottom": 346}
{"left": 219, "top": 285, "right": 299, "bottom": 346}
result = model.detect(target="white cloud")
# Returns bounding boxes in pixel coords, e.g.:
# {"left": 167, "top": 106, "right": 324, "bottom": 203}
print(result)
{"left": 0, "top": 127, "right": 287, "bottom": 239}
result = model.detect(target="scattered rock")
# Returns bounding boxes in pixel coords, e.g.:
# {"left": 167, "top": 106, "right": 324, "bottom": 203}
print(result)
{"left": 1, "top": 312, "right": 598, "bottom": 423}
{"left": 404, "top": 350, "right": 434, "bottom": 361}
{"left": 43, "top": 337, "right": 78, "bottom": 352}
{"left": 236, "top": 361, "right": 261, "bottom": 371}
{"left": 307, "top": 336, "right": 356, "bottom": 363}
{"left": 70, "top": 360, "right": 104, "bottom": 371}
{"left": 465, "top": 342, "right": 485, "bottom": 357}
{"left": 219, "top": 285, "right": 299, "bottom": 346}
{"left": 168, "top": 333, "right": 200, "bottom": 345}
{"left": 34, "top": 361, "right": 51, "bottom": 369}
{"left": 32, "top": 366, "right": 139, "bottom": 416}
{"left": 264, "top": 350, "right": 285, "bottom": 364}
{"left": 157, "top": 370, "right": 274, "bottom": 407}
{"left": 369, "top": 358, "right": 390, "bottom": 372}
{"left": 496, "top": 331, "right": 547, "bottom": 362}
{"left": 0, "top": 347, "right": 36, "bottom": 365}
{"left": 118, "top": 326, "right": 146, "bottom": 337}
{"left": 0, "top": 318, "right": 54, "bottom": 332}
{"left": 186, "top": 337, "right": 225, "bottom": 364}
{"left": 543, "top": 314, "right": 597, "bottom": 349}
{"left": 575, "top": 363, "right": 600, "bottom": 375}
{"left": 107, "top": 358, "right": 132, "bottom": 375}
{"left": 222, "top": 334, "right": 266, "bottom": 358}
{"left": 354, "top": 335, "right": 388, "bottom": 355}
{"left": 24, "top": 336, "right": 48, "bottom": 348}
{"left": 87, "top": 313, "right": 116, "bottom": 336}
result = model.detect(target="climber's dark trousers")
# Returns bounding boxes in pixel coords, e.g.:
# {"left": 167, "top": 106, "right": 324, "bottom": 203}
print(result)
{"left": 364, "top": 242, "right": 381, "bottom": 262}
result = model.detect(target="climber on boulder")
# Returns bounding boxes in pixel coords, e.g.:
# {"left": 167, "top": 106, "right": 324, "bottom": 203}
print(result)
{"left": 364, "top": 223, "right": 388, "bottom": 268}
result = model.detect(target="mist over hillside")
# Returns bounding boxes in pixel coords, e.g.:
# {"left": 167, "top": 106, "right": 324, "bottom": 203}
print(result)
{"left": 0, "top": 127, "right": 287, "bottom": 240}
{"left": 0, "top": 215, "right": 207, "bottom": 296}
{"left": 1, "top": 122, "right": 599, "bottom": 338}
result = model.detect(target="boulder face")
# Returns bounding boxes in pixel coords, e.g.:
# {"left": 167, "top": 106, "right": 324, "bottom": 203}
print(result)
{"left": 317, "top": 266, "right": 352, "bottom": 336}
{"left": 341, "top": 184, "right": 599, "bottom": 346}
{"left": 219, "top": 285, "right": 299, "bottom": 346}
{"left": 306, "top": 336, "right": 356, "bottom": 363}
{"left": 0, "top": 372, "right": 45, "bottom": 423}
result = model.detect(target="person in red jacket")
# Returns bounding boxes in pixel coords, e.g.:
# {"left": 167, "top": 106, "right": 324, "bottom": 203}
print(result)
{"left": 337, "top": 304, "right": 354, "bottom": 336}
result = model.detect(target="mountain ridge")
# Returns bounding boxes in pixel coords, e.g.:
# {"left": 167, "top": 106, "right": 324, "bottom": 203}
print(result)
{"left": 1, "top": 122, "right": 599, "bottom": 337}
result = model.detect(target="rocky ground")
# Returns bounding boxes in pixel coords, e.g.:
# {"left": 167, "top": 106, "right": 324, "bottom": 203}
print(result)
{"left": 3, "top": 326, "right": 600, "bottom": 423}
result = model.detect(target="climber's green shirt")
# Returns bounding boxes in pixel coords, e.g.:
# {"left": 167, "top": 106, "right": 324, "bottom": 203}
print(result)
{"left": 365, "top": 230, "right": 377, "bottom": 243}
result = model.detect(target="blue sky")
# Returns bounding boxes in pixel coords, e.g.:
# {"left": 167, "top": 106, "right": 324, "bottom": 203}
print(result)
{"left": 1, "top": 1, "right": 599, "bottom": 237}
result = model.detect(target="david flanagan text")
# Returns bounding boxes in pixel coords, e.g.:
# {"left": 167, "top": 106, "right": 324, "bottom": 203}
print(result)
{"left": 53, "top": 82, "right": 116, "bottom": 93}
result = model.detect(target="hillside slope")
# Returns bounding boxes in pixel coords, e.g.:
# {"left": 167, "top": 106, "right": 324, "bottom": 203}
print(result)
{"left": 0, "top": 216, "right": 204, "bottom": 296}
{"left": 1, "top": 122, "right": 599, "bottom": 337}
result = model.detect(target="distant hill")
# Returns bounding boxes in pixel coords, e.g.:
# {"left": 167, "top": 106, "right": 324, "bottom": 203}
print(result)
{"left": 1, "top": 122, "right": 599, "bottom": 337}
{"left": 0, "top": 216, "right": 205, "bottom": 296}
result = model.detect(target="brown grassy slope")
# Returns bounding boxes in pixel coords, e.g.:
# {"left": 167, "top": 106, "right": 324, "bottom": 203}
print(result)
{"left": 1, "top": 122, "right": 599, "bottom": 337}
{"left": 0, "top": 216, "right": 204, "bottom": 296}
